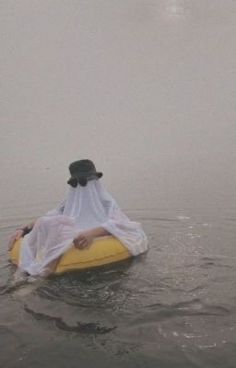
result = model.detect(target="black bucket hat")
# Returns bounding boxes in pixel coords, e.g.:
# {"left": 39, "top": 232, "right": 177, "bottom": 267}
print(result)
{"left": 67, "top": 159, "right": 103, "bottom": 187}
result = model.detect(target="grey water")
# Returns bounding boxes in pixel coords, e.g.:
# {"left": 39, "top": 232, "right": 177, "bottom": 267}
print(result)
{"left": 1, "top": 1, "right": 236, "bottom": 367}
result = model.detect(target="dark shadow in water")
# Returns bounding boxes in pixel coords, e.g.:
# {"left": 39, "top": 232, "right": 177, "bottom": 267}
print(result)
{"left": 24, "top": 304, "right": 116, "bottom": 334}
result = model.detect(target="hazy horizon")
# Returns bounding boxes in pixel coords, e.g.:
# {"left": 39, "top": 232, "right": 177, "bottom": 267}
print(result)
{"left": 1, "top": 0, "right": 236, "bottom": 215}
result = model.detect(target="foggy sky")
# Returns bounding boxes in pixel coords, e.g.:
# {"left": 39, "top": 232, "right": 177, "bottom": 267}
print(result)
{"left": 1, "top": 0, "right": 236, "bottom": 215}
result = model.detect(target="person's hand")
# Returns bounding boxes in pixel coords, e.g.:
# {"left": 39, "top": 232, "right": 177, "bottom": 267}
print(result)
{"left": 8, "top": 229, "right": 24, "bottom": 251}
{"left": 73, "top": 231, "right": 95, "bottom": 250}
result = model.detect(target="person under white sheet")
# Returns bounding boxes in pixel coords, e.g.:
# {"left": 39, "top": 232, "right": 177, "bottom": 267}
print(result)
{"left": 8, "top": 159, "right": 148, "bottom": 277}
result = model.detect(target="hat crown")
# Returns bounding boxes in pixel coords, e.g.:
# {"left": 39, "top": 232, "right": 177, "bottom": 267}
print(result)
{"left": 69, "top": 159, "right": 96, "bottom": 175}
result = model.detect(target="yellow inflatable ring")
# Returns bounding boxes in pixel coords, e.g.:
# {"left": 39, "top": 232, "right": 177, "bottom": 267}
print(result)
{"left": 10, "top": 237, "right": 131, "bottom": 274}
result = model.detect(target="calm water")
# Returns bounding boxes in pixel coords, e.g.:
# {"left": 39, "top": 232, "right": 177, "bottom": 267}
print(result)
{"left": 1, "top": 207, "right": 236, "bottom": 367}
{"left": 1, "top": 1, "right": 236, "bottom": 367}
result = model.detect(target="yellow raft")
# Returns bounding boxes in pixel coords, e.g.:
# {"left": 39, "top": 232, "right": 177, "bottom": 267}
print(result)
{"left": 10, "top": 237, "right": 131, "bottom": 274}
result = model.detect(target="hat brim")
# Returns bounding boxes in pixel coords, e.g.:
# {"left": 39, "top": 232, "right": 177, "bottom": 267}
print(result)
{"left": 67, "top": 172, "right": 103, "bottom": 183}
{"left": 77, "top": 172, "right": 103, "bottom": 179}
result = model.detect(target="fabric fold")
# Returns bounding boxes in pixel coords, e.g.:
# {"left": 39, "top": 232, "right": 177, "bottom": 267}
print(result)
{"left": 19, "top": 180, "right": 148, "bottom": 275}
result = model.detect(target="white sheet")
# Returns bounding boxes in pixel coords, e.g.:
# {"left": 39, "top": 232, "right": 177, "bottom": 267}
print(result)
{"left": 19, "top": 180, "right": 148, "bottom": 275}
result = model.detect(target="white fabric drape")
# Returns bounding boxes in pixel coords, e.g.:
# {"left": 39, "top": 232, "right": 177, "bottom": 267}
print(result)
{"left": 19, "top": 180, "right": 148, "bottom": 275}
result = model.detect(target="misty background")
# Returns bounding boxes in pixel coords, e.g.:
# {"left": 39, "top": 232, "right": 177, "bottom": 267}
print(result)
{"left": 1, "top": 0, "right": 236, "bottom": 218}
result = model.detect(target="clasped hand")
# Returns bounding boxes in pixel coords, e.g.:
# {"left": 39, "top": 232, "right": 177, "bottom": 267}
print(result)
{"left": 73, "top": 231, "right": 94, "bottom": 249}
